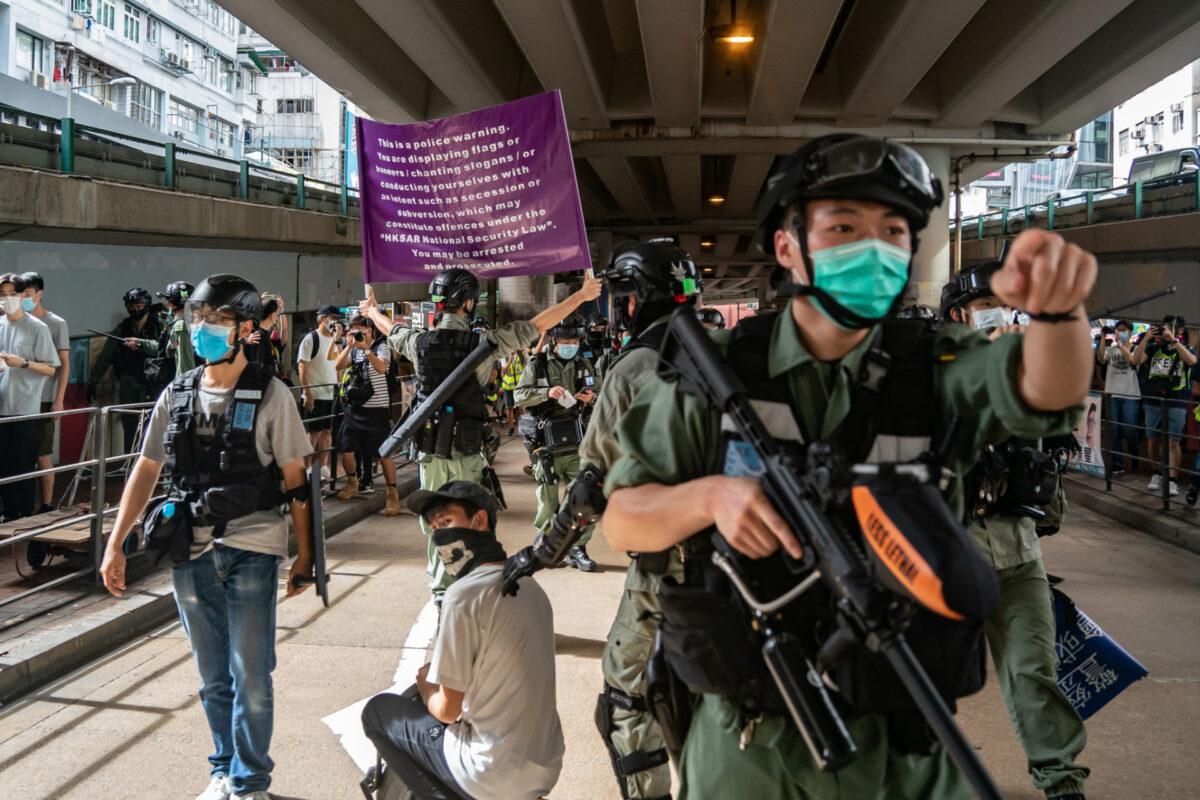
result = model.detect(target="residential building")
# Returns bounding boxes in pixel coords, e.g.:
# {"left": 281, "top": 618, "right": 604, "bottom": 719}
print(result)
{"left": 1112, "top": 59, "right": 1200, "bottom": 184}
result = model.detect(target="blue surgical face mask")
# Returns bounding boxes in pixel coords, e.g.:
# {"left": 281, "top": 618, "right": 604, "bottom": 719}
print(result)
{"left": 190, "top": 321, "right": 236, "bottom": 363}
{"left": 805, "top": 238, "right": 911, "bottom": 329}
{"left": 1118, "top": 330, "right": 1131, "bottom": 343}
{"left": 970, "top": 306, "right": 1009, "bottom": 333}
{"left": 620, "top": 334, "right": 631, "bottom": 347}
{"left": 21, "top": 297, "right": 36, "bottom": 313}
{"left": 556, "top": 344, "right": 579, "bottom": 360}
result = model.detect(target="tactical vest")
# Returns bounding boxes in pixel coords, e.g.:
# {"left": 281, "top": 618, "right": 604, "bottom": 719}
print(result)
{"left": 529, "top": 352, "right": 596, "bottom": 421}
{"left": 114, "top": 315, "right": 162, "bottom": 380}
{"left": 660, "top": 313, "right": 985, "bottom": 737}
{"left": 415, "top": 328, "right": 486, "bottom": 458}
{"left": 162, "top": 363, "right": 283, "bottom": 527}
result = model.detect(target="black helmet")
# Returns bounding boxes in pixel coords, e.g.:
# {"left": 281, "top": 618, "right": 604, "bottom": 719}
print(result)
{"left": 939, "top": 240, "right": 1009, "bottom": 319}
{"left": 428, "top": 268, "right": 479, "bottom": 310}
{"left": 894, "top": 304, "right": 938, "bottom": 323}
{"left": 158, "top": 280, "right": 194, "bottom": 308}
{"left": 696, "top": 307, "right": 726, "bottom": 329}
{"left": 549, "top": 313, "right": 587, "bottom": 341}
{"left": 469, "top": 318, "right": 491, "bottom": 331}
{"left": 601, "top": 238, "right": 701, "bottom": 334}
{"left": 757, "top": 134, "right": 944, "bottom": 255}
{"left": 123, "top": 287, "right": 152, "bottom": 307}
{"left": 586, "top": 311, "right": 609, "bottom": 330}
{"left": 186, "top": 274, "right": 263, "bottom": 322}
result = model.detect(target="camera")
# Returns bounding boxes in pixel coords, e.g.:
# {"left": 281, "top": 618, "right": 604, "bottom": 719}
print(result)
{"left": 351, "top": 331, "right": 365, "bottom": 343}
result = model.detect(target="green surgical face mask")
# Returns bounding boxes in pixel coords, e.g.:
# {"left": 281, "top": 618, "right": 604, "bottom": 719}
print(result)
{"left": 808, "top": 238, "right": 911, "bottom": 329}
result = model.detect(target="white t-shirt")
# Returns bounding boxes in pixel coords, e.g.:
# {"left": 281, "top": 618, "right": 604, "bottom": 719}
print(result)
{"left": 297, "top": 329, "right": 337, "bottom": 401}
{"left": 428, "top": 564, "right": 564, "bottom": 800}
{"left": 1101, "top": 344, "right": 1141, "bottom": 399}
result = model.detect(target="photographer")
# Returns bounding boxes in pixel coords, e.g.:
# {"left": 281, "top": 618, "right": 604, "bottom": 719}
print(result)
{"left": 333, "top": 315, "right": 401, "bottom": 515}
{"left": 1131, "top": 315, "right": 1196, "bottom": 496}
{"left": 297, "top": 305, "right": 342, "bottom": 476}
{"left": 361, "top": 481, "right": 563, "bottom": 800}
{"left": 1097, "top": 320, "right": 1142, "bottom": 474}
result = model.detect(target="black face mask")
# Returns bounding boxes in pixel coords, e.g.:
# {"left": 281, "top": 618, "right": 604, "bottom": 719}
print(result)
{"left": 587, "top": 331, "right": 607, "bottom": 348}
{"left": 127, "top": 306, "right": 148, "bottom": 321}
{"left": 431, "top": 527, "right": 506, "bottom": 580}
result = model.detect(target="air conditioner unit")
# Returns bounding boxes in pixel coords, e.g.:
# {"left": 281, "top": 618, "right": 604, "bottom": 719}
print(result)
{"left": 181, "top": 59, "right": 191, "bottom": 72}
{"left": 172, "top": 130, "right": 186, "bottom": 140}
{"left": 1131, "top": 129, "right": 1145, "bottom": 140}
{"left": 71, "top": 15, "right": 88, "bottom": 30}
{"left": 32, "top": 73, "right": 50, "bottom": 90}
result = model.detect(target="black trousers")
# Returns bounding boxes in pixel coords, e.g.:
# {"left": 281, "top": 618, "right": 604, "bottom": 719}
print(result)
{"left": 361, "top": 685, "right": 470, "bottom": 800}
{"left": 0, "top": 418, "right": 41, "bottom": 521}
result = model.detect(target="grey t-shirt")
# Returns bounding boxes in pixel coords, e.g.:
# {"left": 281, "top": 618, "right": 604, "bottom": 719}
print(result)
{"left": 142, "top": 373, "right": 314, "bottom": 557}
{"left": 0, "top": 313, "right": 60, "bottom": 416}
{"left": 34, "top": 310, "right": 69, "bottom": 402}
{"left": 429, "top": 564, "right": 564, "bottom": 800}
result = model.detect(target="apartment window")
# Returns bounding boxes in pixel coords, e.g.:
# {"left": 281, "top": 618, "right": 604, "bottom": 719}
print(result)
{"left": 204, "top": 56, "right": 218, "bottom": 85}
{"left": 275, "top": 148, "right": 315, "bottom": 171}
{"left": 276, "top": 98, "right": 314, "bottom": 114}
{"left": 170, "top": 99, "right": 199, "bottom": 133}
{"left": 130, "top": 82, "right": 163, "bottom": 128}
{"left": 182, "top": 40, "right": 194, "bottom": 69}
{"left": 1118, "top": 129, "right": 1129, "bottom": 156}
{"left": 147, "top": 16, "right": 160, "bottom": 43}
{"left": 98, "top": 0, "right": 117, "bottom": 31}
{"left": 1172, "top": 106, "right": 1185, "bottom": 134}
{"left": 216, "top": 120, "right": 235, "bottom": 148}
{"left": 123, "top": 4, "right": 141, "bottom": 43}
{"left": 256, "top": 98, "right": 264, "bottom": 114}
{"left": 16, "top": 30, "right": 47, "bottom": 76}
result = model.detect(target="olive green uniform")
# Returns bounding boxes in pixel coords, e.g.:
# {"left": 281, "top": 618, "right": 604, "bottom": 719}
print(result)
{"left": 580, "top": 320, "right": 679, "bottom": 800}
{"left": 136, "top": 314, "right": 198, "bottom": 376}
{"left": 92, "top": 318, "right": 160, "bottom": 453}
{"left": 389, "top": 314, "right": 537, "bottom": 600}
{"left": 606, "top": 312, "right": 1080, "bottom": 800}
{"left": 970, "top": 510, "right": 1089, "bottom": 797}
{"left": 513, "top": 351, "right": 597, "bottom": 546}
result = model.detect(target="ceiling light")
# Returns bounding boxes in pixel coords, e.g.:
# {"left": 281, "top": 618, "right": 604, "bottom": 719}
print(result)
{"left": 708, "top": 194, "right": 726, "bottom": 205}
{"left": 700, "top": 239, "right": 715, "bottom": 249}
{"left": 712, "top": 26, "right": 754, "bottom": 44}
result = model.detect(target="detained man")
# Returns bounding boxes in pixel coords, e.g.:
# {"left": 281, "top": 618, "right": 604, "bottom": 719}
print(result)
{"left": 362, "top": 481, "right": 563, "bottom": 800}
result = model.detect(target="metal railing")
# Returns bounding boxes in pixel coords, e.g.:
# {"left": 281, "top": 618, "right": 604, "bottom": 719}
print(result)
{"left": 951, "top": 171, "right": 1200, "bottom": 240}
{"left": 0, "top": 101, "right": 359, "bottom": 215}
{"left": 1095, "top": 390, "right": 1200, "bottom": 513}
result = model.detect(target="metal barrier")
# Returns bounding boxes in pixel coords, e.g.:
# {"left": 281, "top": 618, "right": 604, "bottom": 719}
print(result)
{"left": 1097, "top": 390, "right": 1200, "bottom": 513}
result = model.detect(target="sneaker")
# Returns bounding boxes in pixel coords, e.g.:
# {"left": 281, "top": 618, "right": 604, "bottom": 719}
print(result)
{"left": 320, "top": 465, "right": 331, "bottom": 481}
{"left": 1148, "top": 474, "right": 1162, "bottom": 491}
{"left": 357, "top": 482, "right": 376, "bottom": 495}
{"left": 1186, "top": 486, "right": 1198, "bottom": 507}
{"left": 1169, "top": 481, "right": 1180, "bottom": 497}
{"left": 196, "top": 774, "right": 232, "bottom": 800}
{"left": 230, "top": 793, "right": 270, "bottom": 800}
{"left": 1110, "top": 467, "right": 1125, "bottom": 476}
{"left": 566, "top": 545, "right": 598, "bottom": 573}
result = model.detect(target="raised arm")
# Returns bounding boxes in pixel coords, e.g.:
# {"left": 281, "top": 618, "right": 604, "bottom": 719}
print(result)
{"left": 529, "top": 275, "right": 602, "bottom": 334}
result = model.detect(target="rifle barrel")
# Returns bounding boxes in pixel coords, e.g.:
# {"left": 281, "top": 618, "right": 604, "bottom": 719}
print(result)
{"left": 1089, "top": 286, "right": 1177, "bottom": 321}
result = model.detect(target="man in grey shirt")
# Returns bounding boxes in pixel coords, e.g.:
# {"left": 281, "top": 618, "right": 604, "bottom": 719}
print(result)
{"left": 0, "top": 273, "right": 60, "bottom": 523}
{"left": 21, "top": 272, "right": 70, "bottom": 514}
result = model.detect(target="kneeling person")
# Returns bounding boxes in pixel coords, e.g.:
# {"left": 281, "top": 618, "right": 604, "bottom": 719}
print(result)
{"left": 363, "top": 481, "right": 564, "bottom": 800}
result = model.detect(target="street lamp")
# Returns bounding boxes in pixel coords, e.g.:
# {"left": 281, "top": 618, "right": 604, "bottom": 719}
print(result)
{"left": 64, "top": 75, "right": 137, "bottom": 121}
{"left": 59, "top": 75, "right": 136, "bottom": 174}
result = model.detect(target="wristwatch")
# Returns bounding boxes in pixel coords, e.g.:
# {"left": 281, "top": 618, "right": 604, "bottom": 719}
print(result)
{"left": 20, "top": 358, "right": 29, "bottom": 369}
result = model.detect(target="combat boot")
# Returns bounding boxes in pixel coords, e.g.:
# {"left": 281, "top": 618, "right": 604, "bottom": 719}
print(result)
{"left": 383, "top": 485, "right": 402, "bottom": 516}
{"left": 567, "top": 545, "right": 597, "bottom": 572}
{"left": 336, "top": 475, "right": 359, "bottom": 500}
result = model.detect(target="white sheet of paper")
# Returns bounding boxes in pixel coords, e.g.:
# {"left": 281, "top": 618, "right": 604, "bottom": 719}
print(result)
{"left": 557, "top": 393, "right": 577, "bottom": 409}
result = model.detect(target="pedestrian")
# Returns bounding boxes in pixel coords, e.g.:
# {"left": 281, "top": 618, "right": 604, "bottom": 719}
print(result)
{"left": 20, "top": 272, "right": 70, "bottom": 515}
{"left": 1131, "top": 315, "right": 1196, "bottom": 496}
{"left": 297, "top": 304, "right": 342, "bottom": 477}
{"left": 0, "top": 273, "right": 60, "bottom": 526}
{"left": 358, "top": 269, "right": 600, "bottom": 605}
{"left": 1097, "top": 319, "right": 1142, "bottom": 474}
{"left": 99, "top": 275, "right": 315, "bottom": 800}
{"left": 600, "top": 134, "right": 1096, "bottom": 799}
{"left": 333, "top": 314, "right": 401, "bottom": 515}
{"left": 88, "top": 287, "right": 163, "bottom": 453}
{"left": 498, "top": 349, "right": 526, "bottom": 436}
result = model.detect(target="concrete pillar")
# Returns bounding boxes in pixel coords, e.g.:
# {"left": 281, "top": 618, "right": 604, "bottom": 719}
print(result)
{"left": 908, "top": 144, "right": 951, "bottom": 309}
{"left": 498, "top": 274, "right": 553, "bottom": 321}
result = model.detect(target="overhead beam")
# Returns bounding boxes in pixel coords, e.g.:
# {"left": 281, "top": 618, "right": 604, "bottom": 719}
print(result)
{"left": 839, "top": 0, "right": 984, "bottom": 123}
{"left": 935, "top": 0, "right": 1134, "bottom": 128}
{"left": 494, "top": 0, "right": 609, "bottom": 128}
{"left": 662, "top": 155, "right": 702, "bottom": 220}
{"left": 746, "top": 0, "right": 843, "bottom": 125}
{"left": 724, "top": 154, "right": 775, "bottom": 218}
{"left": 1032, "top": 0, "right": 1200, "bottom": 134}
{"left": 217, "top": 0, "right": 439, "bottom": 122}
{"left": 635, "top": 0, "right": 704, "bottom": 126}
{"left": 590, "top": 218, "right": 758, "bottom": 236}
{"left": 588, "top": 157, "right": 655, "bottom": 221}
{"left": 680, "top": 234, "right": 703, "bottom": 257}
{"left": 715, "top": 235, "right": 739, "bottom": 258}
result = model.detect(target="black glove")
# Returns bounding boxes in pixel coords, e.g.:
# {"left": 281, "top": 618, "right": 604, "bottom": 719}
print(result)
{"left": 501, "top": 546, "right": 540, "bottom": 597}
{"left": 85, "top": 382, "right": 98, "bottom": 404}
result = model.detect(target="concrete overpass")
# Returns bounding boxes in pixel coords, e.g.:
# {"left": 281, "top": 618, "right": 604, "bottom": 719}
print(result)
{"left": 219, "top": 0, "right": 1200, "bottom": 302}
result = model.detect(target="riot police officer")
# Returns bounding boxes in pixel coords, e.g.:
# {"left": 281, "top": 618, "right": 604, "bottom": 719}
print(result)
{"left": 695, "top": 307, "right": 726, "bottom": 330}
{"left": 135, "top": 281, "right": 197, "bottom": 395}
{"left": 89, "top": 287, "right": 164, "bottom": 453}
{"left": 584, "top": 311, "right": 611, "bottom": 364}
{"left": 514, "top": 313, "right": 600, "bottom": 571}
{"left": 359, "top": 268, "right": 600, "bottom": 603}
{"left": 601, "top": 134, "right": 1097, "bottom": 798}
{"left": 99, "top": 274, "right": 316, "bottom": 800}
{"left": 942, "top": 261, "right": 1090, "bottom": 800}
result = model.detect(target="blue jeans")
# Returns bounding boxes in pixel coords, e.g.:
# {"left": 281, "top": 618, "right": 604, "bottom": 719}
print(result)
{"left": 173, "top": 546, "right": 281, "bottom": 795}
{"left": 1108, "top": 397, "right": 1141, "bottom": 470}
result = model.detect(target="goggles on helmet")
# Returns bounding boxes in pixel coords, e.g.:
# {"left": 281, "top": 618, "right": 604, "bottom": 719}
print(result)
{"left": 805, "top": 138, "right": 941, "bottom": 206}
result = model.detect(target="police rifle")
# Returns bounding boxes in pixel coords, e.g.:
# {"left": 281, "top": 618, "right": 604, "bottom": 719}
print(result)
{"left": 656, "top": 308, "right": 1003, "bottom": 800}
{"left": 1088, "top": 285, "right": 1176, "bottom": 322}
{"left": 88, "top": 328, "right": 132, "bottom": 343}
{"left": 378, "top": 338, "right": 496, "bottom": 458}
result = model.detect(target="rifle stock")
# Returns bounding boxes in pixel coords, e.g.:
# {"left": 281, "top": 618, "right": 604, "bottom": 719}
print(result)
{"left": 656, "top": 308, "right": 1002, "bottom": 800}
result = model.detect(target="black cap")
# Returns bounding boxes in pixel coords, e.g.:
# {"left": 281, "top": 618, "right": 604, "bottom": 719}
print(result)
{"left": 317, "top": 304, "right": 341, "bottom": 317}
{"left": 406, "top": 480, "right": 498, "bottom": 528}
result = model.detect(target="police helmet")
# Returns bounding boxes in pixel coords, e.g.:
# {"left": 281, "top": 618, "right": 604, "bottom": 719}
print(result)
{"left": 469, "top": 318, "right": 491, "bottom": 332}
{"left": 939, "top": 240, "right": 1009, "bottom": 319}
{"left": 428, "top": 268, "right": 479, "bottom": 310}
{"left": 186, "top": 275, "right": 263, "bottom": 323}
{"left": 123, "top": 287, "right": 152, "bottom": 308}
{"left": 757, "top": 134, "right": 944, "bottom": 256}
{"left": 602, "top": 238, "right": 702, "bottom": 303}
{"left": 894, "top": 304, "right": 938, "bottom": 323}
{"left": 158, "top": 280, "right": 194, "bottom": 308}
{"left": 696, "top": 307, "right": 726, "bottom": 329}
{"left": 586, "top": 311, "right": 609, "bottom": 331}
{"left": 549, "top": 313, "right": 587, "bottom": 341}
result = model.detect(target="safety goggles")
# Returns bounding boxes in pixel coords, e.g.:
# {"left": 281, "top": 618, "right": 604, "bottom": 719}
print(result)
{"left": 807, "top": 139, "right": 941, "bottom": 205}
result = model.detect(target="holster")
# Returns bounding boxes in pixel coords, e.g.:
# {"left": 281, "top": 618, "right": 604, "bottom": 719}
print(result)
{"left": 645, "top": 628, "right": 693, "bottom": 763}
{"left": 144, "top": 498, "right": 194, "bottom": 566}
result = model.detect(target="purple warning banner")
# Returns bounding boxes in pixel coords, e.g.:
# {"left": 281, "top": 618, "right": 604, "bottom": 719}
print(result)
{"left": 355, "top": 90, "right": 589, "bottom": 284}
